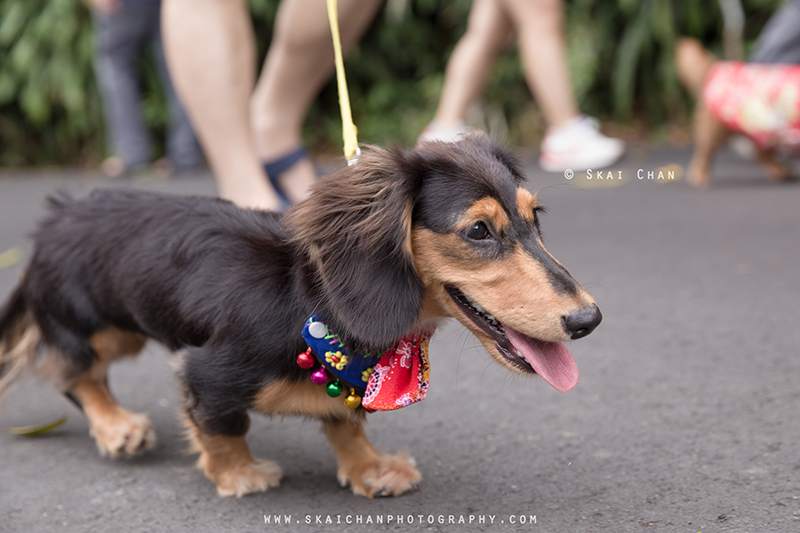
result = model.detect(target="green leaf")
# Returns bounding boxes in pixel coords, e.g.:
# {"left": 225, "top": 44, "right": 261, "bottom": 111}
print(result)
{"left": 651, "top": 0, "right": 675, "bottom": 44}
{"left": 613, "top": 1, "right": 650, "bottom": 119}
{"left": 0, "top": 247, "right": 24, "bottom": 270}
{"left": 0, "top": 2, "right": 30, "bottom": 46}
{"left": 10, "top": 36, "right": 36, "bottom": 72}
{"left": 6, "top": 415, "right": 67, "bottom": 436}
{"left": 0, "top": 72, "right": 18, "bottom": 104}
{"left": 20, "top": 80, "right": 50, "bottom": 125}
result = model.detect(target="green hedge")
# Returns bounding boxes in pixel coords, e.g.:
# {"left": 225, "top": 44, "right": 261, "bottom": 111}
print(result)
{"left": 0, "top": 0, "right": 782, "bottom": 165}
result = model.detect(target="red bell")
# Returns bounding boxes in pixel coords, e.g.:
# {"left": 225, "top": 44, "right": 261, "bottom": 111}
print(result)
{"left": 296, "top": 349, "right": 315, "bottom": 369}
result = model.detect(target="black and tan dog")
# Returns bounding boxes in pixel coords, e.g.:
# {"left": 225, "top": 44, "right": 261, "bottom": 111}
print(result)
{"left": 0, "top": 136, "right": 601, "bottom": 498}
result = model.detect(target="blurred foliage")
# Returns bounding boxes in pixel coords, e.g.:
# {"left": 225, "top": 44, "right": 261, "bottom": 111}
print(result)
{"left": 0, "top": 0, "right": 784, "bottom": 165}
{"left": 0, "top": 0, "right": 100, "bottom": 165}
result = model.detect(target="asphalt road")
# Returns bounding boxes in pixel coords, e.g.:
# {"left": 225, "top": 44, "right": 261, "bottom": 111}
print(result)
{"left": 1, "top": 147, "right": 799, "bottom": 533}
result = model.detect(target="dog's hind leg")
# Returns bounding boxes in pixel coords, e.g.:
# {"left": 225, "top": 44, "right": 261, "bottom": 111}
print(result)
{"left": 756, "top": 150, "right": 793, "bottom": 182}
{"left": 323, "top": 418, "right": 421, "bottom": 498}
{"left": 62, "top": 327, "right": 154, "bottom": 457}
{"left": 0, "top": 285, "right": 42, "bottom": 405}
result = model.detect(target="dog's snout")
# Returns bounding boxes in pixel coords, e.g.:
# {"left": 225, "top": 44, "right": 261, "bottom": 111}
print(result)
{"left": 563, "top": 305, "right": 602, "bottom": 340}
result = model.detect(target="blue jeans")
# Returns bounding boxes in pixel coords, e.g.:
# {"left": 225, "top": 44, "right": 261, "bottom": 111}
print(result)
{"left": 92, "top": 1, "right": 201, "bottom": 169}
{"left": 751, "top": 0, "right": 800, "bottom": 64}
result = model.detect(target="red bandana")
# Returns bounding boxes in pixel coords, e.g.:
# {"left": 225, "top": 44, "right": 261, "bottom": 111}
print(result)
{"left": 362, "top": 332, "right": 432, "bottom": 411}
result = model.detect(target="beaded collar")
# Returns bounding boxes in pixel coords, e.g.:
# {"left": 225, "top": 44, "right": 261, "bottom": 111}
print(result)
{"left": 297, "top": 315, "right": 432, "bottom": 411}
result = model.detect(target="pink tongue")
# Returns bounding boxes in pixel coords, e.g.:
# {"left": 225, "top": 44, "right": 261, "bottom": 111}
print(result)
{"left": 505, "top": 327, "right": 579, "bottom": 393}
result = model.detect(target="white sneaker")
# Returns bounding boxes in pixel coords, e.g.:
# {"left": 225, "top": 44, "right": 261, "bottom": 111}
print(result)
{"left": 539, "top": 116, "right": 625, "bottom": 172}
{"left": 417, "top": 121, "right": 470, "bottom": 145}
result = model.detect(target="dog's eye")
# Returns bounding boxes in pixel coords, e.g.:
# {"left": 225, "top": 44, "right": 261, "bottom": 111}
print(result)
{"left": 466, "top": 221, "right": 490, "bottom": 240}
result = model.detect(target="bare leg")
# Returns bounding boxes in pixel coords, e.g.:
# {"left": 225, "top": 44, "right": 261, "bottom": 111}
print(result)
{"left": 430, "top": 0, "right": 513, "bottom": 130}
{"left": 500, "top": 0, "right": 579, "bottom": 128}
{"left": 323, "top": 418, "right": 421, "bottom": 498}
{"left": 250, "top": 0, "right": 381, "bottom": 203}
{"left": 161, "top": 0, "right": 281, "bottom": 210}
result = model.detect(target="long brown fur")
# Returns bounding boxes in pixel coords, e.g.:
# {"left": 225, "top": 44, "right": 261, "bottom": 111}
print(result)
{"left": 0, "top": 135, "right": 601, "bottom": 498}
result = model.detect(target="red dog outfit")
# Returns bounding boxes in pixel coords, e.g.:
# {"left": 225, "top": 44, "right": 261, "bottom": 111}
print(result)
{"left": 703, "top": 61, "right": 800, "bottom": 153}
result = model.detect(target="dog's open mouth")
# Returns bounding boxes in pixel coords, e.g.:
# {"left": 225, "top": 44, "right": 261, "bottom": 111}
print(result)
{"left": 445, "top": 285, "right": 579, "bottom": 393}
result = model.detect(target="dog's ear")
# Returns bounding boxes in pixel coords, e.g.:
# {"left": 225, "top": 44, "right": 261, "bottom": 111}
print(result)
{"left": 285, "top": 147, "right": 424, "bottom": 352}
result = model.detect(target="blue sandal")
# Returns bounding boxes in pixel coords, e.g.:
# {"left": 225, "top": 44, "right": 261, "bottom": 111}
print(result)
{"left": 263, "top": 145, "right": 311, "bottom": 209}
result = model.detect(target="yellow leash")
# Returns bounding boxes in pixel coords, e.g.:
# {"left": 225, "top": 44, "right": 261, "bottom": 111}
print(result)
{"left": 326, "top": 0, "right": 360, "bottom": 163}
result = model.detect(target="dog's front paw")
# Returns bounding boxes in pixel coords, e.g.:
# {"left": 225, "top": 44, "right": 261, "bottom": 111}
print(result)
{"left": 338, "top": 451, "right": 421, "bottom": 498}
{"left": 207, "top": 459, "right": 283, "bottom": 497}
{"left": 90, "top": 410, "right": 156, "bottom": 457}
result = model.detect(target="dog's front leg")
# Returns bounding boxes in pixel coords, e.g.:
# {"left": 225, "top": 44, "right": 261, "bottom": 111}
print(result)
{"left": 323, "top": 418, "right": 421, "bottom": 498}
{"left": 185, "top": 414, "right": 282, "bottom": 497}
{"left": 688, "top": 101, "right": 729, "bottom": 188}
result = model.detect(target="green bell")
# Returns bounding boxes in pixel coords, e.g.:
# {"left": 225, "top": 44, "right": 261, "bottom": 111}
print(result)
{"left": 326, "top": 381, "right": 343, "bottom": 397}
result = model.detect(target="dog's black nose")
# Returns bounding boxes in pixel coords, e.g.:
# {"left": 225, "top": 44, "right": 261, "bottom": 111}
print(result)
{"left": 563, "top": 305, "right": 602, "bottom": 340}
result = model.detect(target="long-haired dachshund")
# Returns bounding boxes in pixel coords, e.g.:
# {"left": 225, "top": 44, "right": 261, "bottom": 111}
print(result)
{"left": 0, "top": 135, "right": 601, "bottom": 498}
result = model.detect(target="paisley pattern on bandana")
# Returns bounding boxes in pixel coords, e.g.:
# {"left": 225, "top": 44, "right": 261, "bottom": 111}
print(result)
{"left": 362, "top": 363, "right": 390, "bottom": 406}
{"left": 362, "top": 332, "right": 431, "bottom": 411}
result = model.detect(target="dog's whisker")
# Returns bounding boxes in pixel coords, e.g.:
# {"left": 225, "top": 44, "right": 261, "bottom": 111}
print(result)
{"left": 581, "top": 282, "right": 609, "bottom": 291}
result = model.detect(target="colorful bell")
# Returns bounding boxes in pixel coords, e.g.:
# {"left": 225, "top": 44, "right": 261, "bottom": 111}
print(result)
{"left": 310, "top": 368, "right": 328, "bottom": 385}
{"left": 326, "top": 381, "right": 343, "bottom": 397}
{"left": 344, "top": 389, "right": 362, "bottom": 409}
{"left": 296, "top": 349, "right": 315, "bottom": 369}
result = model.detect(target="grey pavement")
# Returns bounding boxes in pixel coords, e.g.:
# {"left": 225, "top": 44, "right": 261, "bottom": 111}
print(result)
{"left": 1, "top": 147, "right": 799, "bottom": 532}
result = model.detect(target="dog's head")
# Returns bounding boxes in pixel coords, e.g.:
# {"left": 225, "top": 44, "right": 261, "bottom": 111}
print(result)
{"left": 286, "top": 135, "right": 600, "bottom": 392}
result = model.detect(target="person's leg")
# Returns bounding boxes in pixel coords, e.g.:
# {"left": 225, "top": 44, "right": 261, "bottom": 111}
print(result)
{"left": 161, "top": 0, "right": 280, "bottom": 210}
{"left": 750, "top": 0, "right": 800, "bottom": 64}
{"left": 499, "top": 0, "right": 623, "bottom": 171}
{"left": 151, "top": 20, "right": 202, "bottom": 173}
{"left": 423, "top": 0, "right": 513, "bottom": 139}
{"left": 250, "top": 0, "right": 381, "bottom": 203}
{"left": 92, "top": 4, "right": 155, "bottom": 173}
{"left": 499, "top": 0, "right": 577, "bottom": 128}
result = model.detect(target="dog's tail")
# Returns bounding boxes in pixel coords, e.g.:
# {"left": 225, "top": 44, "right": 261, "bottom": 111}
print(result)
{"left": 0, "top": 285, "right": 40, "bottom": 406}
{"left": 675, "top": 37, "right": 717, "bottom": 97}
